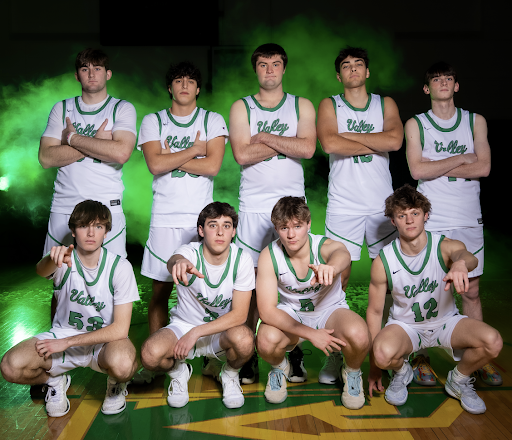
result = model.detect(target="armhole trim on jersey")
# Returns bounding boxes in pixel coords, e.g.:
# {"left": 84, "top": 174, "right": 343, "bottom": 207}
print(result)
{"left": 413, "top": 116, "right": 425, "bottom": 150}
{"left": 233, "top": 247, "right": 243, "bottom": 283}
{"left": 242, "top": 98, "right": 251, "bottom": 124}
{"left": 204, "top": 111, "right": 210, "bottom": 137}
{"left": 330, "top": 97, "right": 337, "bottom": 117}
{"left": 437, "top": 235, "right": 449, "bottom": 273}
{"left": 62, "top": 100, "right": 67, "bottom": 125}
{"left": 54, "top": 266, "right": 72, "bottom": 291}
{"left": 113, "top": 99, "right": 123, "bottom": 124}
{"left": 155, "top": 112, "right": 163, "bottom": 137}
{"left": 295, "top": 96, "right": 300, "bottom": 121}
{"left": 269, "top": 242, "right": 279, "bottom": 280}
{"left": 469, "top": 112, "right": 475, "bottom": 139}
{"left": 109, "top": 255, "right": 122, "bottom": 296}
{"left": 318, "top": 236, "right": 328, "bottom": 265}
{"left": 380, "top": 96, "right": 385, "bottom": 118}
{"left": 379, "top": 249, "right": 393, "bottom": 291}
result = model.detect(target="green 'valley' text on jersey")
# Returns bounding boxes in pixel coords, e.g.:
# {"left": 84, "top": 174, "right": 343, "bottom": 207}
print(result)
{"left": 415, "top": 109, "right": 481, "bottom": 230}
{"left": 327, "top": 93, "right": 393, "bottom": 215}
{"left": 269, "top": 234, "right": 346, "bottom": 314}
{"left": 380, "top": 232, "right": 459, "bottom": 329}
{"left": 239, "top": 93, "right": 305, "bottom": 213}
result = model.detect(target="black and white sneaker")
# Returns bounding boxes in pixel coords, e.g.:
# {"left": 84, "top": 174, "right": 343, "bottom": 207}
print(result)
{"left": 288, "top": 346, "right": 307, "bottom": 383}
{"left": 239, "top": 353, "right": 258, "bottom": 384}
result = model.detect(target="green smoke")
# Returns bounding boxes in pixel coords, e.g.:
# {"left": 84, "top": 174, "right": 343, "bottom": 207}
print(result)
{"left": 0, "top": 15, "right": 411, "bottom": 281}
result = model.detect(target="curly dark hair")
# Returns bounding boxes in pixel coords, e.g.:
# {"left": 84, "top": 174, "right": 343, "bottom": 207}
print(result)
{"left": 384, "top": 184, "right": 431, "bottom": 219}
{"left": 165, "top": 61, "right": 202, "bottom": 100}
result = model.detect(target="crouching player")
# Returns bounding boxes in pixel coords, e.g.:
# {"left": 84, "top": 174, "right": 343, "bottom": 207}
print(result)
{"left": 256, "top": 196, "right": 370, "bottom": 409}
{"left": 367, "top": 185, "right": 502, "bottom": 414}
{"left": 1, "top": 200, "right": 139, "bottom": 417}
{"left": 140, "top": 202, "right": 255, "bottom": 409}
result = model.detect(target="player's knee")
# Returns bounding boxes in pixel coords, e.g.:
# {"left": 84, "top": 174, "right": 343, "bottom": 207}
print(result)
{"left": 228, "top": 326, "right": 255, "bottom": 359}
{"left": 343, "top": 325, "right": 371, "bottom": 352}
{"left": 255, "top": 331, "right": 279, "bottom": 356}
{"left": 484, "top": 329, "right": 503, "bottom": 359}
{"left": 372, "top": 342, "right": 394, "bottom": 369}
{"left": 0, "top": 351, "right": 21, "bottom": 383}
{"left": 141, "top": 339, "right": 165, "bottom": 370}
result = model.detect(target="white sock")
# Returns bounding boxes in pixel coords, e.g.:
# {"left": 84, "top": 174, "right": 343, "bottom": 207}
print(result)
{"left": 453, "top": 366, "right": 469, "bottom": 381}
{"left": 344, "top": 364, "right": 360, "bottom": 373}
{"left": 169, "top": 360, "right": 185, "bottom": 377}
{"left": 271, "top": 358, "right": 289, "bottom": 372}
{"left": 46, "top": 375, "right": 61, "bottom": 387}
{"left": 395, "top": 361, "right": 408, "bottom": 375}
{"left": 223, "top": 362, "right": 240, "bottom": 378}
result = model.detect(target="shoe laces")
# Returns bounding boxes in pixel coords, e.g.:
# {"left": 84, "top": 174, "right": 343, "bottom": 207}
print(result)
{"left": 456, "top": 375, "right": 479, "bottom": 398}
{"left": 389, "top": 366, "right": 410, "bottom": 391}
{"left": 268, "top": 368, "right": 288, "bottom": 391}
{"left": 323, "top": 351, "right": 342, "bottom": 370}
{"left": 345, "top": 370, "right": 362, "bottom": 397}
{"left": 107, "top": 382, "right": 127, "bottom": 398}
{"left": 222, "top": 373, "right": 243, "bottom": 395}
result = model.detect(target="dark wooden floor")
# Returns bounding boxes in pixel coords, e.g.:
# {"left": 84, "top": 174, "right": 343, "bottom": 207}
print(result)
{"left": 1, "top": 264, "right": 511, "bottom": 440}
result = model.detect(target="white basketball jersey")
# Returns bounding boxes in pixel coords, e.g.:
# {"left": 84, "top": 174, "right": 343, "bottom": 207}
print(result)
{"left": 152, "top": 108, "right": 220, "bottom": 222}
{"left": 380, "top": 232, "right": 459, "bottom": 329}
{"left": 51, "top": 96, "right": 126, "bottom": 214}
{"left": 238, "top": 93, "right": 305, "bottom": 213}
{"left": 415, "top": 109, "right": 481, "bottom": 230}
{"left": 327, "top": 93, "right": 393, "bottom": 215}
{"left": 171, "top": 242, "right": 246, "bottom": 325}
{"left": 51, "top": 249, "right": 138, "bottom": 333}
{"left": 268, "top": 234, "right": 346, "bottom": 313}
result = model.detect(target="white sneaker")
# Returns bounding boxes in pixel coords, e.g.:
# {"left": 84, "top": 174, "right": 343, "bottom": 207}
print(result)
{"left": 319, "top": 351, "right": 343, "bottom": 384}
{"left": 45, "top": 374, "right": 71, "bottom": 417}
{"left": 220, "top": 363, "right": 244, "bottom": 409}
{"left": 341, "top": 364, "right": 365, "bottom": 409}
{"left": 264, "top": 361, "right": 290, "bottom": 404}
{"left": 102, "top": 377, "right": 128, "bottom": 415}
{"left": 167, "top": 362, "right": 192, "bottom": 408}
{"left": 445, "top": 369, "right": 486, "bottom": 414}
{"left": 131, "top": 368, "right": 155, "bottom": 385}
{"left": 201, "top": 357, "right": 223, "bottom": 380}
{"left": 385, "top": 361, "right": 413, "bottom": 406}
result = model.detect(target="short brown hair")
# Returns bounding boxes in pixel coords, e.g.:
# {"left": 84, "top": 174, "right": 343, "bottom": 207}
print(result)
{"left": 384, "top": 184, "right": 431, "bottom": 219}
{"left": 68, "top": 200, "right": 112, "bottom": 232}
{"left": 424, "top": 61, "right": 457, "bottom": 86}
{"left": 271, "top": 196, "right": 311, "bottom": 229}
{"left": 197, "top": 202, "right": 238, "bottom": 241}
{"left": 75, "top": 48, "right": 110, "bottom": 73}
{"left": 251, "top": 43, "right": 288, "bottom": 72}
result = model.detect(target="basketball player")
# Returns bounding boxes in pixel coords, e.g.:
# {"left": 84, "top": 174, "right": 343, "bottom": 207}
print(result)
{"left": 405, "top": 62, "right": 498, "bottom": 386}
{"left": 256, "top": 197, "right": 370, "bottom": 409}
{"left": 39, "top": 48, "right": 137, "bottom": 259}
{"left": 367, "top": 185, "right": 502, "bottom": 414}
{"left": 140, "top": 202, "right": 255, "bottom": 409}
{"left": 316, "top": 46, "right": 403, "bottom": 384}
{"left": 1, "top": 200, "right": 140, "bottom": 417}
{"left": 134, "top": 62, "right": 228, "bottom": 384}
{"left": 229, "top": 43, "right": 317, "bottom": 384}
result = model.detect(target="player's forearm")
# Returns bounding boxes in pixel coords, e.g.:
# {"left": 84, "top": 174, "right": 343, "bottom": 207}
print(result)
{"left": 38, "top": 143, "right": 85, "bottom": 169}
{"left": 325, "top": 249, "right": 351, "bottom": 276}
{"left": 409, "top": 155, "right": 467, "bottom": 180}
{"left": 259, "top": 307, "right": 316, "bottom": 341}
{"left": 178, "top": 156, "right": 222, "bottom": 176}
{"left": 341, "top": 130, "right": 403, "bottom": 153}
{"left": 64, "top": 322, "right": 129, "bottom": 348}
{"left": 450, "top": 252, "right": 478, "bottom": 273}
{"left": 36, "top": 255, "right": 58, "bottom": 278}
{"left": 366, "top": 309, "right": 384, "bottom": 344}
{"left": 442, "top": 160, "right": 491, "bottom": 179}
{"left": 193, "top": 309, "right": 249, "bottom": 339}
{"left": 166, "top": 255, "right": 186, "bottom": 275}
{"left": 69, "top": 135, "right": 133, "bottom": 164}
{"left": 145, "top": 147, "right": 202, "bottom": 175}
{"left": 320, "top": 132, "right": 377, "bottom": 156}
{"left": 231, "top": 141, "right": 277, "bottom": 165}
{"left": 255, "top": 132, "right": 316, "bottom": 159}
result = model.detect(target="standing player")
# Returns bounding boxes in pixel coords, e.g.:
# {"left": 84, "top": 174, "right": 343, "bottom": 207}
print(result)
{"left": 256, "top": 197, "right": 370, "bottom": 409}
{"left": 316, "top": 46, "right": 403, "bottom": 384}
{"left": 135, "top": 62, "right": 228, "bottom": 383}
{"left": 1, "top": 200, "right": 140, "bottom": 417}
{"left": 140, "top": 202, "right": 255, "bottom": 409}
{"left": 367, "top": 185, "right": 502, "bottom": 414}
{"left": 404, "top": 62, "right": 498, "bottom": 385}
{"left": 229, "top": 43, "right": 317, "bottom": 383}
{"left": 39, "top": 48, "right": 137, "bottom": 259}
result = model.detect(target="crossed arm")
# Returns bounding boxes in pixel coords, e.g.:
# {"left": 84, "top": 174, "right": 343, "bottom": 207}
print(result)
{"left": 142, "top": 132, "right": 225, "bottom": 176}
{"left": 229, "top": 97, "right": 317, "bottom": 166}
{"left": 167, "top": 254, "right": 252, "bottom": 359}
{"left": 317, "top": 96, "right": 403, "bottom": 156}
{"left": 39, "top": 117, "right": 136, "bottom": 168}
{"left": 405, "top": 114, "right": 490, "bottom": 181}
